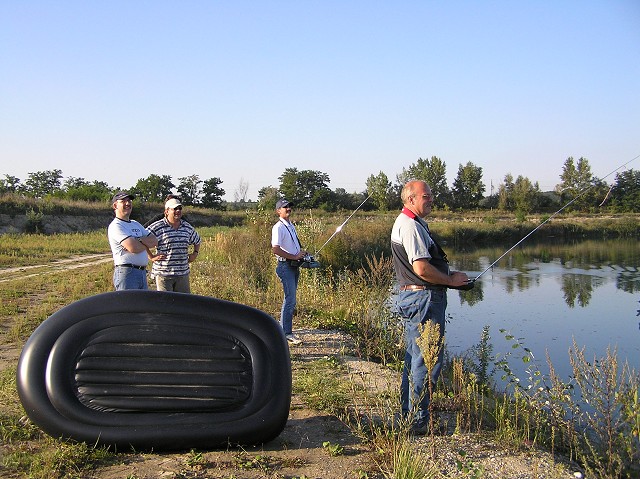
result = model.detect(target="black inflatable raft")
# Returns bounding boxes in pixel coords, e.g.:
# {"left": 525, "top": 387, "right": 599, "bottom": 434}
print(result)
{"left": 17, "top": 291, "right": 291, "bottom": 450}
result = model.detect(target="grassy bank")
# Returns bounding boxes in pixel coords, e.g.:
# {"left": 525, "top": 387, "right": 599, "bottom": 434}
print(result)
{"left": 1, "top": 215, "right": 639, "bottom": 478}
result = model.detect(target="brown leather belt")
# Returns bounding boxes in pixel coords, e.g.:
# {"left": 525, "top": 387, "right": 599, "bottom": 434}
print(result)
{"left": 400, "top": 284, "right": 446, "bottom": 292}
{"left": 400, "top": 284, "right": 428, "bottom": 291}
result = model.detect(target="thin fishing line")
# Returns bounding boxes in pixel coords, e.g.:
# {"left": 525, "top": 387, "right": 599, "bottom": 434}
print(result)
{"left": 472, "top": 153, "right": 640, "bottom": 282}
{"left": 314, "top": 193, "right": 372, "bottom": 256}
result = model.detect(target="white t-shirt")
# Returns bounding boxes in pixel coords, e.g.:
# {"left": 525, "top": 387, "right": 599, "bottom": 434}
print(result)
{"left": 108, "top": 217, "right": 152, "bottom": 267}
{"left": 271, "top": 219, "right": 300, "bottom": 260}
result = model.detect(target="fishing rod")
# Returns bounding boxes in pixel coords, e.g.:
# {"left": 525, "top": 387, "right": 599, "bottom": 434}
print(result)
{"left": 298, "top": 193, "right": 372, "bottom": 268}
{"left": 314, "top": 192, "right": 373, "bottom": 257}
{"left": 468, "top": 154, "right": 640, "bottom": 285}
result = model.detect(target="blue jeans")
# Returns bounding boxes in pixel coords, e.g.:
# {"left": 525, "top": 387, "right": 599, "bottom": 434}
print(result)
{"left": 276, "top": 261, "right": 299, "bottom": 335}
{"left": 397, "top": 288, "right": 447, "bottom": 426}
{"left": 113, "top": 266, "right": 148, "bottom": 291}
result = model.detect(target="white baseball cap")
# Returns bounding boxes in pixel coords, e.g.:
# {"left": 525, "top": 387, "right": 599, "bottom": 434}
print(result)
{"left": 165, "top": 198, "right": 182, "bottom": 209}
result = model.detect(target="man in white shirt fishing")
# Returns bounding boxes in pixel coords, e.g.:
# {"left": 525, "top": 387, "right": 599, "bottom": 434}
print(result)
{"left": 271, "top": 199, "right": 308, "bottom": 345}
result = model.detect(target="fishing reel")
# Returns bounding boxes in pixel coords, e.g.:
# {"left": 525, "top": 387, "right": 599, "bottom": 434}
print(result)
{"left": 449, "top": 279, "right": 475, "bottom": 291}
{"left": 300, "top": 253, "right": 321, "bottom": 269}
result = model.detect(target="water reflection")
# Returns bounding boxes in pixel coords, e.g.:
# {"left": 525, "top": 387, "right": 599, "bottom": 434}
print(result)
{"left": 561, "top": 274, "right": 600, "bottom": 308}
{"left": 450, "top": 238, "right": 640, "bottom": 307}
{"left": 443, "top": 238, "right": 640, "bottom": 382}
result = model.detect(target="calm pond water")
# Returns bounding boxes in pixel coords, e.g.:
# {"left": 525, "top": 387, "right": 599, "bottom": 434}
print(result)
{"left": 442, "top": 238, "right": 640, "bottom": 383}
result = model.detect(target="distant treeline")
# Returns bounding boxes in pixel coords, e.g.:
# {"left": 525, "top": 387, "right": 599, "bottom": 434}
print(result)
{"left": 1, "top": 156, "right": 639, "bottom": 213}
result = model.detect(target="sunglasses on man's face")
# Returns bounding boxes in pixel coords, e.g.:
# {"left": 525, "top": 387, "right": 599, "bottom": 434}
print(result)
{"left": 172, "top": 206, "right": 182, "bottom": 211}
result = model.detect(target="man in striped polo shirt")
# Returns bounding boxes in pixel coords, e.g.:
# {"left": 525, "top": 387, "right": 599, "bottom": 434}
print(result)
{"left": 147, "top": 196, "right": 201, "bottom": 293}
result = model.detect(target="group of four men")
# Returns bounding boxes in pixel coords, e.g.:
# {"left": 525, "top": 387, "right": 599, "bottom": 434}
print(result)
{"left": 107, "top": 180, "right": 469, "bottom": 434}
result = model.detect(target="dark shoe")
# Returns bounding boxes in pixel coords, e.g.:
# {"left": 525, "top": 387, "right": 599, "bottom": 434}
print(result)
{"left": 410, "top": 422, "right": 429, "bottom": 436}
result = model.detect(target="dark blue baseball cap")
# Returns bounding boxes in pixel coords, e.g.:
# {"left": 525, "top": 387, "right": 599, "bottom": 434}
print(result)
{"left": 111, "top": 191, "right": 134, "bottom": 204}
{"left": 276, "top": 199, "right": 292, "bottom": 209}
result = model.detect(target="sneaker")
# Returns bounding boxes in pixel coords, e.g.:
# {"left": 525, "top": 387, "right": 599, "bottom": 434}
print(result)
{"left": 286, "top": 334, "right": 302, "bottom": 345}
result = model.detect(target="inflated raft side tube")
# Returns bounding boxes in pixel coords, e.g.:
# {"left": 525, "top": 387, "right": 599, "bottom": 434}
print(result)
{"left": 17, "top": 291, "right": 292, "bottom": 450}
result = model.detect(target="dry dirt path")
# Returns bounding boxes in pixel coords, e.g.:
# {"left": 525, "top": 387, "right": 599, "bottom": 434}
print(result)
{"left": 0, "top": 253, "right": 112, "bottom": 283}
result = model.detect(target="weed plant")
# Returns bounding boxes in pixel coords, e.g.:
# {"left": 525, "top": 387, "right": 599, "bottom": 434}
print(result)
{"left": 387, "top": 441, "right": 439, "bottom": 479}
{"left": 569, "top": 341, "right": 640, "bottom": 478}
{"left": 292, "top": 356, "right": 352, "bottom": 414}
{"left": 490, "top": 330, "right": 640, "bottom": 478}
{"left": 416, "top": 321, "right": 444, "bottom": 433}
{"left": 25, "top": 208, "right": 45, "bottom": 233}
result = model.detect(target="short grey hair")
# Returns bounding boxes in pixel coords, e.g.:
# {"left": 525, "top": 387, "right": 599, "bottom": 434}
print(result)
{"left": 400, "top": 179, "right": 429, "bottom": 204}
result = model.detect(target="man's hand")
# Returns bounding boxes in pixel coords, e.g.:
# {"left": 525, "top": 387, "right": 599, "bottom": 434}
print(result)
{"left": 413, "top": 260, "right": 470, "bottom": 288}
{"left": 448, "top": 271, "right": 469, "bottom": 288}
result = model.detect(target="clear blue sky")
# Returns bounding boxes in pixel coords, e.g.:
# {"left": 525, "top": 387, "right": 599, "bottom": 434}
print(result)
{"left": 1, "top": 1, "right": 638, "bottom": 201}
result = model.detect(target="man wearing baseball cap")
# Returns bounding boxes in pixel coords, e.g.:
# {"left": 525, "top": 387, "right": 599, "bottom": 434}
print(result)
{"left": 107, "top": 191, "right": 158, "bottom": 290}
{"left": 147, "top": 195, "right": 201, "bottom": 293}
{"left": 271, "top": 198, "right": 307, "bottom": 345}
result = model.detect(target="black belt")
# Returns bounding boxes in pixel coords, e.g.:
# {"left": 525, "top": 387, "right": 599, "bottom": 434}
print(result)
{"left": 400, "top": 284, "right": 443, "bottom": 291}
{"left": 117, "top": 264, "right": 146, "bottom": 270}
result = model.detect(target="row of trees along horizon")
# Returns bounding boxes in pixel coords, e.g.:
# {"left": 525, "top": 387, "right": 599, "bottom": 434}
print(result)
{"left": 1, "top": 156, "right": 638, "bottom": 213}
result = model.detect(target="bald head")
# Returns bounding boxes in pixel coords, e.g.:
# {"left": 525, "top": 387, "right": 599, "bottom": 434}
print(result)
{"left": 401, "top": 180, "right": 430, "bottom": 205}
{"left": 401, "top": 180, "right": 433, "bottom": 218}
